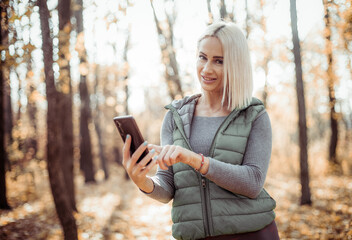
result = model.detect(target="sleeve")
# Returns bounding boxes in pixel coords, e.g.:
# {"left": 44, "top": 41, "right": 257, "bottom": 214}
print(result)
{"left": 203, "top": 111, "right": 272, "bottom": 199}
{"left": 143, "top": 110, "right": 176, "bottom": 203}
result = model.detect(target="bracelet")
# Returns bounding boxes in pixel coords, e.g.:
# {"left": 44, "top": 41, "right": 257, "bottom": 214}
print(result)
{"left": 195, "top": 153, "right": 205, "bottom": 172}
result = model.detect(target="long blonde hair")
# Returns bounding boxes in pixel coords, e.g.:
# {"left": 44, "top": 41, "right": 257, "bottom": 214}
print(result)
{"left": 197, "top": 21, "right": 253, "bottom": 110}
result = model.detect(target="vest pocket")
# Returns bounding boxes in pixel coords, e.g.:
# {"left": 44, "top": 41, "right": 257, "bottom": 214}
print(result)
{"left": 209, "top": 182, "right": 276, "bottom": 214}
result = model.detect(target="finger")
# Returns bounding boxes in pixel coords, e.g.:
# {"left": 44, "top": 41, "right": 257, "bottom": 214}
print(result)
{"left": 157, "top": 158, "right": 168, "bottom": 170}
{"left": 141, "top": 158, "right": 158, "bottom": 176}
{"left": 131, "top": 140, "right": 148, "bottom": 166}
{"left": 148, "top": 144, "right": 163, "bottom": 153}
{"left": 122, "top": 134, "right": 132, "bottom": 167}
{"left": 157, "top": 146, "right": 170, "bottom": 169}
{"left": 170, "top": 148, "right": 181, "bottom": 165}
{"left": 153, "top": 154, "right": 167, "bottom": 170}
{"left": 163, "top": 145, "right": 176, "bottom": 166}
{"left": 132, "top": 149, "right": 155, "bottom": 175}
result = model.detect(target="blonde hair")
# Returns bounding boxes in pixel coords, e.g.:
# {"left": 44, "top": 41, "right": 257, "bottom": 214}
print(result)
{"left": 197, "top": 21, "right": 253, "bottom": 110}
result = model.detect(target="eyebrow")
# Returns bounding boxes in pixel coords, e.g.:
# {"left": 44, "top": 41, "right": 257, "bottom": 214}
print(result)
{"left": 199, "top": 51, "right": 223, "bottom": 59}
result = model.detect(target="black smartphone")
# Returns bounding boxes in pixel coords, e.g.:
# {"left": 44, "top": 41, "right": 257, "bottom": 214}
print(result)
{"left": 113, "top": 115, "right": 150, "bottom": 164}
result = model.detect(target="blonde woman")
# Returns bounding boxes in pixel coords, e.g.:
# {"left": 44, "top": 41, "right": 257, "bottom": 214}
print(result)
{"left": 122, "top": 21, "right": 280, "bottom": 240}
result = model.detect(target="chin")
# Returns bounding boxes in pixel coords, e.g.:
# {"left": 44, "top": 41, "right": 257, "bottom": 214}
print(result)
{"left": 200, "top": 85, "right": 222, "bottom": 94}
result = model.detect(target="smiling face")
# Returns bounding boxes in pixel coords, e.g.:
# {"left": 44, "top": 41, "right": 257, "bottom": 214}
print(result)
{"left": 197, "top": 36, "right": 224, "bottom": 95}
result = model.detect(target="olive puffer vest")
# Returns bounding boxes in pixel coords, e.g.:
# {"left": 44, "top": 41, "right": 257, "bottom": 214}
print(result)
{"left": 165, "top": 94, "right": 276, "bottom": 240}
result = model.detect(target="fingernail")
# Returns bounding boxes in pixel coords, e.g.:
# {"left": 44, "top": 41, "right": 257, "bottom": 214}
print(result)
{"left": 143, "top": 141, "right": 148, "bottom": 146}
{"left": 153, "top": 155, "right": 158, "bottom": 160}
{"left": 126, "top": 134, "right": 130, "bottom": 139}
{"left": 150, "top": 149, "right": 155, "bottom": 154}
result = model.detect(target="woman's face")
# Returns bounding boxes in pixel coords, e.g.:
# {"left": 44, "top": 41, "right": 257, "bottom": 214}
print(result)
{"left": 197, "top": 37, "right": 224, "bottom": 94}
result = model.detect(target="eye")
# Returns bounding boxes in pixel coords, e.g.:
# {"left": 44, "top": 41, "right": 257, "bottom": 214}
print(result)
{"left": 215, "top": 59, "right": 223, "bottom": 65}
{"left": 198, "top": 54, "right": 207, "bottom": 61}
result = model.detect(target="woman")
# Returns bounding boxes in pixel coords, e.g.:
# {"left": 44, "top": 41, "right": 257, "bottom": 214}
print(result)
{"left": 122, "top": 21, "right": 280, "bottom": 240}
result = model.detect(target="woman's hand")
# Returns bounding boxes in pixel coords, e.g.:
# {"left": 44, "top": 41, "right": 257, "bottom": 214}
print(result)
{"left": 148, "top": 144, "right": 200, "bottom": 170}
{"left": 122, "top": 135, "right": 157, "bottom": 193}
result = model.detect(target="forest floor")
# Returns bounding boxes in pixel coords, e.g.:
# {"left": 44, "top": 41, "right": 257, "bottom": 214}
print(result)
{"left": 0, "top": 162, "right": 352, "bottom": 240}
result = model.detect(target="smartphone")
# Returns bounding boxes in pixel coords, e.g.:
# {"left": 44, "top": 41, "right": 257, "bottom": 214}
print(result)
{"left": 113, "top": 115, "right": 150, "bottom": 164}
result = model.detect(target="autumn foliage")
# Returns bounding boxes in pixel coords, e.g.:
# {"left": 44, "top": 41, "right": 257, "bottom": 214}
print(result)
{"left": 1, "top": 0, "right": 352, "bottom": 239}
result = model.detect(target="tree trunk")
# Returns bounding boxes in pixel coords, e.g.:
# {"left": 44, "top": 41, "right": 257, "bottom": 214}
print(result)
{"left": 16, "top": 70, "right": 22, "bottom": 123}
{"left": 323, "top": 0, "right": 340, "bottom": 172}
{"left": 260, "top": 0, "right": 270, "bottom": 108}
{"left": 1, "top": 1, "right": 13, "bottom": 147}
{"left": 206, "top": 0, "right": 213, "bottom": 24}
{"left": 0, "top": 69, "right": 10, "bottom": 210}
{"left": 26, "top": 60, "right": 38, "bottom": 156}
{"left": 245, "top": 0, "right": 250, "bottom": 38}
{"left": 58, "top": 0, "right": 77, "bottom": 210}
{"left": 123, "top": 30, "right": 130, "bottom": 117}
{"left": 289, "top": 0, "right": 312, "bottom": 205}
{"left": 38, "top": 0, "right": 78, "bottom": 238}
{"left": 93, "top": 66, "right": 109, "bottom": 180}
{"left": 5, "top": 76, "right": 13, "bottom": 145}
{"left": 74, "top": 0, "right": 96, "bottom": 183}
{"left": 150, "top": 0, "right": 183, "bottom": 100}
{"left": 0, "top": 0, "right": 11, "bottom": 210}
{"left": 121, "top": 33, "right": 130, "bottom": 180}
{"left": 95, "top": 119, "right": 109, "bottom": 180}
{"left": 79, "top": 80, "right": 95, "bottom": 182}
{"left": 219, "top": 0, "right": 228, "bottom": 20}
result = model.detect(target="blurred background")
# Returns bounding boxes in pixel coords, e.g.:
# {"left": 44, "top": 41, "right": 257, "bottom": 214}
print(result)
{"left": 0, "top": 0, "right": 352, "bottom": 239}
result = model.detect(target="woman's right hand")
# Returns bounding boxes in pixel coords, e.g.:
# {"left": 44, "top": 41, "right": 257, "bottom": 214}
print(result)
{"left": 122, "top": 134, "right": 157, "bottom": 193}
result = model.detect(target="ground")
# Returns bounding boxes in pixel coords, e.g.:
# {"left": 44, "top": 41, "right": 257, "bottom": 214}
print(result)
{"left": 0, "top": 163, "right": 351, "bottom": 240}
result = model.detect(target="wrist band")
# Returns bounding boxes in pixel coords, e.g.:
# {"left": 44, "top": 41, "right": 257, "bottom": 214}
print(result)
{"left": 196, "top": 153, "right": 205, "bottom": 172}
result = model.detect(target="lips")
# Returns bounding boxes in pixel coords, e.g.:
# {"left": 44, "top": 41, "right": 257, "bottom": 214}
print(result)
{"left": 201, "top": 75, "right": 217, "bottom": 84}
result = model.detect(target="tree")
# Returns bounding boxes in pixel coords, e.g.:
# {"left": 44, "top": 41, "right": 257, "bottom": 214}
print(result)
{"left": 323, "top": 0, "right": 340, "bottom": 172}
{"left": 206, "top": 0, "right": 213, "bottom": 24}
{"left": 340, "top": 1, "right": 352, "bottom": 161}
{"left": 38, "top": 0, "right": 78, "bottom": 238}
{"left": 244, "top": 0, "right": 250, "bottom": 38}
{"left": 92, "top": 65, "right": 109, "bottom": 180}
{"left": 26, "top": 62, "right": 39, "bottom": 156}
{"left": 219, "top": 0, "right": 228, "bottom": 20}
{"left": 4, "top": 72, "right": 13, "bottom": 146}
{"left": 207, "top": 0, "right": 234, "bottom": 23}
{"left": 58, "top": 0, "right": 77, "bottom": 208}
{"left": 289, "top": 0, "right": 312, "bottom": 205}
{"left": 150, "top": 0, "right": 183, "bottom": 100}
{"left": 259, "top": 0, "right": 272, "bottom": 107}
{"left": 340, "top": 1, "right": 352, "bottom": 77}
{"left": 120, "top": 30, "right": 131, "bottom": 180}
{"left": 3, "top": 1, "right": 13, "bottom": 164}
{"left": 74, "top": 0, "right": 96, "bottom": 183}
{"left": 0, "top": 0, "right": 11, "bottom": 210}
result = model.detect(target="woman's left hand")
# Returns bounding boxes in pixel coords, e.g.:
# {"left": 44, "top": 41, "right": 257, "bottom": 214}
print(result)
{"left": 148, "top": 144, "right": 198, "bottom": 170}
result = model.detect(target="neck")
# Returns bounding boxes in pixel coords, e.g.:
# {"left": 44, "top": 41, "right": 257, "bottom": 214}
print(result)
{"left": 196, "top": 92, "right": 231, "bottom": 117}
{"left": 201, "top": 92, "right": 223, "bottom": 110}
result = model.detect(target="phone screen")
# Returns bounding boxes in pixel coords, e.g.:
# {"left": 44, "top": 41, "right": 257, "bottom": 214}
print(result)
{"left": 113, "top": 116, "right": 149, "bottom": 163}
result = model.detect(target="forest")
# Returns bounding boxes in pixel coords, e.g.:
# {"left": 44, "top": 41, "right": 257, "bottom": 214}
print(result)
{"left": 0, "top": 0, "right": 352, "bottom": 239}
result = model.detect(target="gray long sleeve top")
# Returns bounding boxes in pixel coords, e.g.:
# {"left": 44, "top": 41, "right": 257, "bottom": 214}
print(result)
{"left": 146, "top": 109, "right": 272, "bottom": 203}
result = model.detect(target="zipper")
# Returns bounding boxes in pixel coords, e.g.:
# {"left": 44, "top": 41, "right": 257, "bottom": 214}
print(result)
{"left": 169, "top": 104, "right": 241, "bottom": 237}
{"left": 201, "top": 177, "right": 211, "bottom": 236}
{"left": 208, "top": 109, "right": 240, "bottom": 155}
{"left": 202, "top": 109, "right": 240, "bottom": 236}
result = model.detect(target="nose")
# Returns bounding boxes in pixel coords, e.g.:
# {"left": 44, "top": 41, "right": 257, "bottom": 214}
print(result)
{"left": 202, "top": 61, "right": 213, "bottom": 74}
